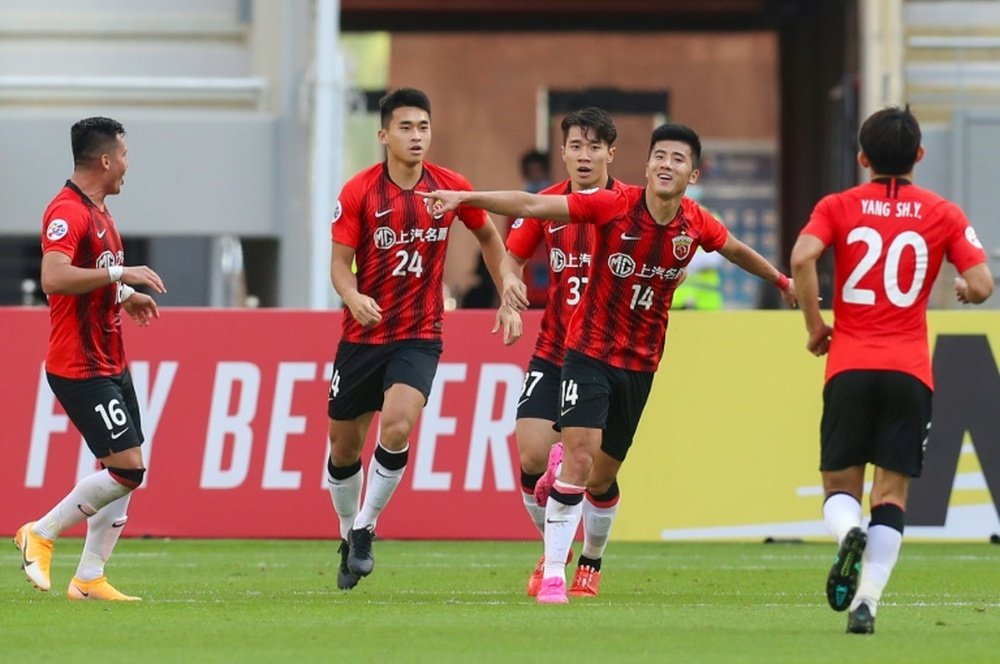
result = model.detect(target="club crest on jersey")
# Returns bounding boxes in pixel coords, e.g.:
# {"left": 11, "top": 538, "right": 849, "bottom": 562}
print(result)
{"left": 332, "top": 201, "right": 342, "bottom": 223}
{"left": 608, "top": 252, "right": 636, "bottom": 278}
{"left": 511, "top": 217, "right": 524, "bottom": 229}
{"left": 46, "top": 218, "right": 68, "bottom": 240}
{"left": 672, "top": 235, "right": 694, "bottom": 261}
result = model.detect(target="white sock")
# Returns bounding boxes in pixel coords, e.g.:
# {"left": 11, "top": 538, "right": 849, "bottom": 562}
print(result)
{"left": 823, "top": 493, "right": 863, "bottom": 544}
{"left": 326, "top": 463, "right": 364, "bottom": 540}
{"left": 354, "top": 443, "right": 407, "bottom": 531}
{"left": 542, "top": 480, "right": 585, "bottom": 579}
{"left": 75, "top": 493, "right": 131, "bottom": 581}
{"left": 521, "top": 490, "right": 546, "bottom": 535}
{"left": 851, "top": 524, "right": 903, "bottom": 614}
{"left": 33, "top": 469, "right": 133, "bottom": 540}
{"left": 581, "top": 494, "right": 619, "bottom": 561}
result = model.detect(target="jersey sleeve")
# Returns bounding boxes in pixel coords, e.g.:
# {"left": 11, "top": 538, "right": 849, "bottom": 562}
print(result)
{"left": 41, "top": 201, "right": 88, "bottom": 258}
{"left": 566, "top": 188, "right": 625, "bottom": 226}
{"left": 447, "top": 172, "right": 488, "bottom": 231}
{"left": 505, "top": 216, "right": 545, "bottom": 260}
{"left": 799, "top": 195, "right": 837, "bottom": 245}
{"left": 943, "top": 203, "right": 988, "bottom": 273}
{"left": 695, "top": 205, "right": 729, "bottom": 252}
{"left": 331, "top": 176, "right": 363, "bottom": 248}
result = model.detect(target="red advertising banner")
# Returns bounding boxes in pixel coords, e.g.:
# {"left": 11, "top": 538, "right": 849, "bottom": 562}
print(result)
{"left": 1, "top": 307, "right": 542, "bottom": 540}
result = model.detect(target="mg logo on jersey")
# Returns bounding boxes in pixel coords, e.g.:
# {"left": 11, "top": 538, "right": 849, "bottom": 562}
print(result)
{"left": 549, "top": 248, "right": 567, "bottom": 273}
{"left": 608, "top": 253, "right": 636, "bottom": 278}
{"left": 373, "top": 227, "right": 397, "bottom": 249}
{"left": 672, "top": 235, "right": 694, "bottom": 261}
{"left": 95, "top": 250, "right": 118, "bottom": 269}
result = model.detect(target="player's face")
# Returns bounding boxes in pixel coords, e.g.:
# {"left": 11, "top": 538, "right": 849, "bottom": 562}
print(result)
{"left": 379, "top": 107, "right": 432, "bottom": 166}
{"left": 104, "top": 135, "right": 128, "bottom": 195}
{"left": 561, "top": 126, "right": 615, "bottom": 190}
{"left": 645, "top": 140, "right": 699, "bottom": 199}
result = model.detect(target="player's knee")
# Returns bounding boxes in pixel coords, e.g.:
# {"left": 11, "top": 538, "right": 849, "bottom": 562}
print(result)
{"left": 379, "top": 418, "right": 414, "bottom": 448}
{"left": 106, "top": 466, "right": 145, "bottom": 490}
{"left": 518, "top": 446, "right": 549, "bottom": 474}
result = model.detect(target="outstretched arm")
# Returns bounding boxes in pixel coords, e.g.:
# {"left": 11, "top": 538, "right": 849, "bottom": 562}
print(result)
{"left": 717, "top": 234, "right": 797, "bottom": 307}
{"left": 790, "top": 233, "right": 832, "bottom": 356}
{"left": 420, "top": 189, "right": 571, "bottom": 222}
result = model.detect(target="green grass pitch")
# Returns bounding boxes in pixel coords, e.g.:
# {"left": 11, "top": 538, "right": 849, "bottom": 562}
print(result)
{"left": 4, "top": 539, "right": 1000, "bottom": 662}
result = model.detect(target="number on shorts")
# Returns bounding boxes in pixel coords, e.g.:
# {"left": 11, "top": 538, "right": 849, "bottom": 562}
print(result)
{"left": 329, "top": 369, "right": 341, "bottom": 398}
{"left": 520, "top": 370, "right": 544, "bottom": 399}
{"left": 94, "top": 399, "right": 127, "bottom": 431}
{"left": 561, "top": 379, "right": 579, "bottom": 408}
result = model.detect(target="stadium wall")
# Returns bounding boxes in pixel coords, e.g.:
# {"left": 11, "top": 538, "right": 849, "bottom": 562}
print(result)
{"left": 2, "top": 308, "right": 998, "bottom": 541}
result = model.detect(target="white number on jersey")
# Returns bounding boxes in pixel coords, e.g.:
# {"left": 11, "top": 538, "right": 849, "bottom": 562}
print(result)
{"left": 630, "top": 284, "right": 654, "bottom": 310}
{"left": 843, "top": 227, "right": 928, "bottom": 307}
{"left": 566, "top": 276, "right": 588, "bottom": 305}
{"left": 94, "top": 399, "right": 127, "bottom": 430}
{"left": 391, "top": 249, "right": 425, "bottom": 278}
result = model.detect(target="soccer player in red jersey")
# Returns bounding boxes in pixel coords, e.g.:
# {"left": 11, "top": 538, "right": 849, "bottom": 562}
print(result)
{"left": 791, "top": 106, "right": 993, "bottom": 634}
{"left": 504, "top": 108, "right": 627, "bottom": 598}
{"left": 15, "top": 117, "right": 165, "bottom": 601}
{"left": 424, "top": 122, "right": 797, "bottom": 603}
{"left": 325, "top": 88, "right": 525, "bottom": 589}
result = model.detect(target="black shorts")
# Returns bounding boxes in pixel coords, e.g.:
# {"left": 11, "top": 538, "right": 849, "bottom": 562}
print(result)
{"left": 820, "top": 370, "right": 932, "bottom": 477}
{"left": 558, "top": 350, "right": 654, "bottom": 462}
{"left": 47, "top": 368, "right": 145, "bottom": 458}
{"left": 327, "top": 339, "right": 443, "bottom": 420}
{"left": 516, "top": 356, "right": 561, "bottom": 421}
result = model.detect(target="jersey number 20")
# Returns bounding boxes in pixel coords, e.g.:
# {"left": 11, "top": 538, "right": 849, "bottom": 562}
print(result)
{"left": 843, "top": 227, "right": 928, "bottom": 307}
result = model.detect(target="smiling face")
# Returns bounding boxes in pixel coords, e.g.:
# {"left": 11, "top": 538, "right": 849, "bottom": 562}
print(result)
{"left": 379, "top": 106, "right": 431, "bottom": 167}
{"left": 103, "top": 134, "right": 128, "bottom": 195}
{"left": 561, "top": 125, "right": 615, "bottom": 190}
{"left": 645, "top": 139, "right": 699, "bottom": 199}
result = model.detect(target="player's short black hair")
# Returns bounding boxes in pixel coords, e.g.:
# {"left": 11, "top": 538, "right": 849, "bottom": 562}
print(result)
{"left": 648, "top": 123, "right": 701, "bottom": 166}
{"left": 561, "top": 107, "right": 618, "bottom": 147}
{"left": 859, "top": 105, "right": 921, "bottom": 176}
{"left": 379, "top": 88, "right": 431, "bottom": 128}
{"left": 71, "top": 117, "right": 125, "bottom": 167}
{"left": 520, "top": 149, "right": 549, "bottom": 175}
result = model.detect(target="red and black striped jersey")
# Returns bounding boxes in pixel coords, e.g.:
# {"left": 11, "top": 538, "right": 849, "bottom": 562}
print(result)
{"left": 41, "top": 181, "right": 127, "bottom": 379}
{"left": 801, "top": 178, "right": 987, "bottom": 389}
{"left": 506, "top": 178, "right": 624, "bottom": 365}
{"left": 564, "top": 186, "right": 728, "bottom": 372}
{"left": 332, "top": 161, "right": 488, "bottom": 344}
